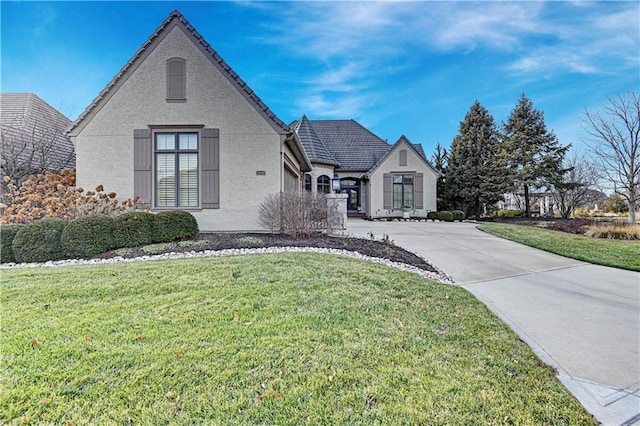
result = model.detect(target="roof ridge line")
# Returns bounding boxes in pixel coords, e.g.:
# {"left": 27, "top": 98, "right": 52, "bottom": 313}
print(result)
{"left": 67, "top": 9, "right": 289, "bottom": 135}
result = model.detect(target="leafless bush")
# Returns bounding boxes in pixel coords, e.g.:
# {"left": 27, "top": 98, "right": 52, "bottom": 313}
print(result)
{"left": 258, "top": 192, "right": 342, "bottom": 236}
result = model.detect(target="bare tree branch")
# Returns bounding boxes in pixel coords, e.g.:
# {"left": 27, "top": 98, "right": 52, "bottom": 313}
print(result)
{"left": 583, "top": 92, "right": 640, "bottom": 223}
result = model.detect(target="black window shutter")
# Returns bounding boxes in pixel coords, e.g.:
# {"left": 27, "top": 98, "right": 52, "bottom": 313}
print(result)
{"left": 201, "top": 128, "right": 220, "bottom": 209}
{"left": 134, "top": 129, "right": 152, "bottom": 205}
{"left": 383, "top": 173, "right": 392, "bottom": 209}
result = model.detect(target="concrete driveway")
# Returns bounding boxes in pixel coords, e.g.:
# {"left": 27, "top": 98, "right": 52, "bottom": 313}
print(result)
{"left": 347, "top": 218, "right": 640, "bottom": 425}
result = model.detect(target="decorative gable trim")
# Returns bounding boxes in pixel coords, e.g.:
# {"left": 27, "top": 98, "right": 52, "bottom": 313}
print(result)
{"left": 67, "top": 10, "right": 290, "bottom": 137}
{"left": 366, "top": 135, "right": 441, "bottom": 178}
{"left": 166, "top": 57, "right": 186, "bottom": 102}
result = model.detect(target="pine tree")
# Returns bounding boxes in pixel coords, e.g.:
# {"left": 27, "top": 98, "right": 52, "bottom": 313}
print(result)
{"left": 502, "top": 94, "right": 570, "bottom": 217}
{"left": 430, "top": 142, "right": 450, "bottom": 211}
{"left": 447, "top": 101, "right": 510, "bottom": 218}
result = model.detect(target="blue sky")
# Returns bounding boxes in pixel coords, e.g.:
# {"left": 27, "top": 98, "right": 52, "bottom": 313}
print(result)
{"left": 2, "top": 1, "right": 638, "bottom": 158}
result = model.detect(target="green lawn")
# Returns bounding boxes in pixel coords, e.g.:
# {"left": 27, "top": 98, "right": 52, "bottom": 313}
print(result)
{"left": 477, "top": 222, "right": 640, "bottom": 271}
{"left": 1, "top": 253, "right": 594, "bottom": 424}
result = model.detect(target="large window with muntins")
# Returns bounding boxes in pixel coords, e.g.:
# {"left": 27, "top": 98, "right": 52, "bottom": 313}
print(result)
{"left": 393, "top": 174, "right": 413, "bottom": 209}
{"left": 155, "top": 132, "right": 198, "bottom": 207}
{"left": 317, "top": 175, "right": 330, "bottom": 194}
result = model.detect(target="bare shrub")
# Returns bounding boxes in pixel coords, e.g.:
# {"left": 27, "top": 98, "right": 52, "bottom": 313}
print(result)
{"left": 584, "top": 223, "right": 640, "bottom": 240}
{"left": 0, "top": 169, "right": 147, "bottom": 224}
{"left": 258, "top": 192, "right": 342, "bottom": 236}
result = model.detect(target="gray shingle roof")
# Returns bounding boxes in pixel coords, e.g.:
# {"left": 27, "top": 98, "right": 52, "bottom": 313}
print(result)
{"left": 412, "top": 143, "right": 427, "bottom": 161}
{"left": 293, "top": 116, "right": 338, "bottom": 165}
{"left": 68, "top": 10, "right": 289, "bottom": 135}
{"left": 301, "top": 119, "right": 391, "bottom": 171}
{"left": 1, "top": 93, "right": 75, "bottom": 173}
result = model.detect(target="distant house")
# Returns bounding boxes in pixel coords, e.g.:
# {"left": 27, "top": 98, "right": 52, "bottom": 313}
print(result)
{"left": 0, "top": 93, "right": 75, "bottom": 185}
{"left": 293, "top": 116, "right": 440, "bottom": 218}
{"left": 67, "top": 10, "right": 311, "bottom": 231}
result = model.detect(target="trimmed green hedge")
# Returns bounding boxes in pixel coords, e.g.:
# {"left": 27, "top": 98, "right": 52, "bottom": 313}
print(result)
{"left": 12, "top": 219, "right": 68, "bottom": 263}
{"left": 1, "top": 224, "right": 24, "bottom": 263}
{"left": 437, "top": 211, "right": 454, "bottom": 222}
{"left": 112, "top": 212, "right": 156, "bottom": 248}
{"left": 452, "top": 210, "right": 466, "bottom": 222}
{"left": 153, "top": 211, "right": 199, "bottom": 243}
{"left": 427, "top": 211, "right": 439, "bottom": 221}
{"left": 62, "top": 215, "right": 115, "bottom": 259}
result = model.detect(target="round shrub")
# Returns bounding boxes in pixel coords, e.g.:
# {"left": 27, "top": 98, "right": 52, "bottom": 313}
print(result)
{"left": 437, "top": 211, "right": 454, "bottom": 222}
{"left": 153, "top": 211, "right": 199, "bottom": 243}
{"left": 452, "top": 210, "right": 466, "bottom": 222}
{"left": 12, "top": 219, "right": 68, "bottom": 263}
{"left": 427, "top": 211, "right": 439, "bottom": 221}
{"left": 1, "top": 224, "right": 24, "bottom": 263}
{"left": 112, "top": 212, "right": 156, "bottom": 249}
{"left": 62, "top": 215, "right": 115, "bottom": 259}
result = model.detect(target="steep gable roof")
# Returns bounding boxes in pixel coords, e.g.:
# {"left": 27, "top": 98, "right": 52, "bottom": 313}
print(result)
{"left": 302, "top": 119, "right": 390, "bottom": 171}
{"left": 292, "top": 115, "right": 338, "bottom": 166}
{"left": 368, "top": 135, "right": 441, "bottom": 177}
{"left": 1, "top": 93, "right": 75, "bottom": 172}
{"left": 67, "top": 10, "right": 289, "bottom": 136}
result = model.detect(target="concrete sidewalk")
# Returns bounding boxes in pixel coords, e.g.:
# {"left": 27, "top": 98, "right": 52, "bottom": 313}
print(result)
{"left": 347, "top": 219, "right": 640, "bottom": 425}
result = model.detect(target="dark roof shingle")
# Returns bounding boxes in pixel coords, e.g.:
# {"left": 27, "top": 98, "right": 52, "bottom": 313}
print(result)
{"left": 302, "top": 119, "right": 391, "bottom": 171}
{"left": 1, "top": 93, "right": 75, "bottom": 173}
{"left": 293, "top": 116, "right": 338, "bottom": 165}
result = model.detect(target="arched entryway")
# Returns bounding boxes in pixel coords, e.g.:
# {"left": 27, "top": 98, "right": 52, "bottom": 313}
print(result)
{"left": 340, "top": 178, "right": 360, "bottom": 212}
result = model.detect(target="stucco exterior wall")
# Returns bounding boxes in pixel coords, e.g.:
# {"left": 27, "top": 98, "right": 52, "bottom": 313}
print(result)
{"left": 306, "top": 163, "right": 335, "bottom": 194}
{"left": 368, "top": 142, "right": 438, "bottom": 218}
{"left": 73, "top": 26, "right": 284, "bottom": 231}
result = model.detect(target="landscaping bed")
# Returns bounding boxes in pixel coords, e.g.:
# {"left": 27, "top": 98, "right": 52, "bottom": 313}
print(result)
{"left": 95, "top": 232, "right": 438, "bottom": 274}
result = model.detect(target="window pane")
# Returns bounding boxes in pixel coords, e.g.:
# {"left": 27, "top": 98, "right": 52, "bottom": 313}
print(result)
{"left": 179, "top": 153, "right": 198, "bottom": 207}
{"left": 179, "top": 133, "right": 198, "bottom": 150}
{"left": 393, "top": 183, "right": 403, "bottom": 209}
{"left": 157, "top": 153, "right": 176, "bottom": 206}
{"left": 393, "top": 175, "right": 403, "bottom": 184}
{"left": 156, "top": 133, "right": 175, "bottom": 151}
{"left": 317, "top": 175, "right": 330, "bottom": 194}
{"left": 404, "top": 183, "right": 414, "bottom": 208}
{"left": 304, "top": 174, "right": 312, "bottom": 191}
{"left": 404, "top": 174, "right": 413, "bottom": 184}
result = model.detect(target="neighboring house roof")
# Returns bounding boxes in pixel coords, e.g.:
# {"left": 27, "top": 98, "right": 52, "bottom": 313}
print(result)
{"left": 293, "top": 115, "right": 338, "bottom": 166}
{"left": 293, "top": 119, "right": 390, "bottom": 171}
{"left": 367, "top": 135, "right": 442, "bottom": 177}
{"left": 0, "top": 93, "right": 75, "bottom": 173}
{"left": 67, "top": 9, "right": 290, "bottom": 136}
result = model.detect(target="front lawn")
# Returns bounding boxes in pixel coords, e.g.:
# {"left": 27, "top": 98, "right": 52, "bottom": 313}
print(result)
{"left": 1, "top": 253, "right": 594, "bottom": 424}
{"left": 477, "top": 222, "right": 640, "bottom": 271}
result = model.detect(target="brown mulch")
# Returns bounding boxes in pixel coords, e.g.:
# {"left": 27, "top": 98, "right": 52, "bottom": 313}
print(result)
{"left": 101, "top": 232, "right": 438, "bottom": 273}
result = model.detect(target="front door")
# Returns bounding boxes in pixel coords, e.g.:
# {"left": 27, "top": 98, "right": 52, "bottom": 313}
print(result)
{"left": 346, "top": 188, "right": 359, "bottom": 211}
{"left": 341, "top": 178, "right": 360, "bottom": 211}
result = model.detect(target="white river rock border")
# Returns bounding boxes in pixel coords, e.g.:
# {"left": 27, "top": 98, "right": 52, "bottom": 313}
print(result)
{"left": 1, "top": 246, "right": 454, "bottom": 284}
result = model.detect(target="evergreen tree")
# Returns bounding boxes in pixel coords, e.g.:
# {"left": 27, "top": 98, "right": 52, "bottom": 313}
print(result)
{"left": 502, "top": 94, "right": 570, "bottom": 217}
{"left": 430, "top": 142, "right": 450, "bottom": 211}
{"left": 447, "top": 101, "right": 510, "bottom": 219}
